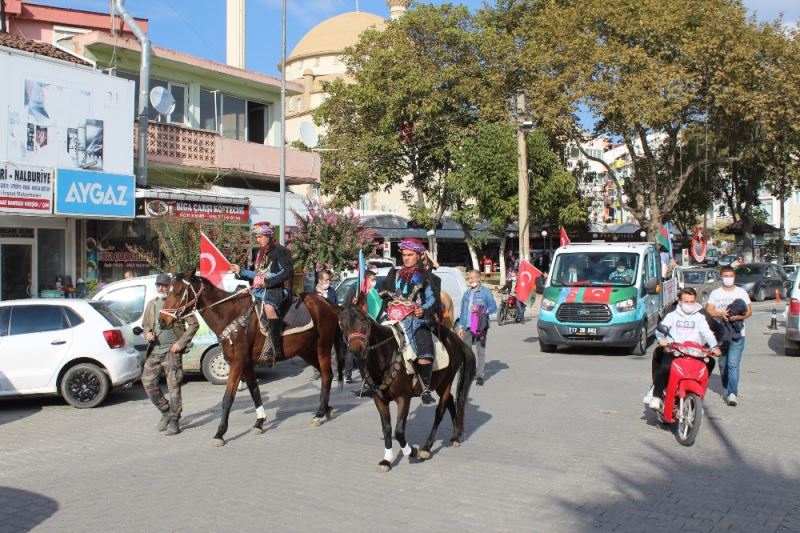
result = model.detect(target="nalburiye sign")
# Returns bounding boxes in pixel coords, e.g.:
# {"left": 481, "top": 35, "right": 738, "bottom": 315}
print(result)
{"left": 55, "top": 168, "right": 135, "bottom": 218}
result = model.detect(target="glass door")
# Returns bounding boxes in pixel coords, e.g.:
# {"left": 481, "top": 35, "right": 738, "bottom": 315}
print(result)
{"left": 1, "top": 242, "right": 34, "bottom": 300}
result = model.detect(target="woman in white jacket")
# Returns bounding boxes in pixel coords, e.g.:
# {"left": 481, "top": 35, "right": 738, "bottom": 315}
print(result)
{"left": 647, "top": 287, "right": 722, "bottom": 410}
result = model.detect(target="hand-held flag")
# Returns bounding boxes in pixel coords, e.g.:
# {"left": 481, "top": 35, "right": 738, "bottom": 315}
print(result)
{"left": 199, "top": 232, "right": 231, "bottom": 288}
{"left": 515, "top": 260, "right": 543, "bottom": 302}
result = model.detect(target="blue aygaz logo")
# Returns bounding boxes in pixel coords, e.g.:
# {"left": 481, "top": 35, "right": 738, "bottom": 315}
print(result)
{"left": 55, "top": 169, "right": 135, "bottom": 218}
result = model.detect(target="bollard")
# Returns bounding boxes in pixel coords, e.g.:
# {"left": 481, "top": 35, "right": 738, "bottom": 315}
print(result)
{"left": 769, "top": 308, "right": 779, "bottom": 330}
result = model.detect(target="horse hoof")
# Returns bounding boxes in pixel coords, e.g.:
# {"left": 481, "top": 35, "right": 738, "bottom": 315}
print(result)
{"left": 451, "top": 440, "right": 461, "bottom": 448}
{"left": 310, "top": 417, "right": 323, "bottom": 427}
{"left": 210, "top": 438, "right": 225, "bottom": 447}
{"left": 377, "top": 461, "right": 392, "bottom": 473}
{"left": 325, "top": 408, "right": 336, "bottom": 420}
{"left": 249, "top": 426, "right": 265, "bottom": 436}
{"left": 409, "top": 446, "right": 419, "bottom": 459}
{"left": 417, "top": 449, "right": 431, "bottom": 460}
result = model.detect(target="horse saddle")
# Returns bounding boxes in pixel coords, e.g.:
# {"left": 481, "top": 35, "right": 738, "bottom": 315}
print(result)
{"left": 383, "top": 321, "right": 449, "bottom": 376}
{"left": 254, "top": 296, "right": 314, "bottom": 337}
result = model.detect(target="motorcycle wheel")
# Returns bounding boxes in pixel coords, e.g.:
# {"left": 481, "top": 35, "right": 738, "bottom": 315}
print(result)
{"left": 675, "top": 393, "right": 703, "bottom": 446}
{"left": 497, "top": 306, "right": 506, "bottom": 326}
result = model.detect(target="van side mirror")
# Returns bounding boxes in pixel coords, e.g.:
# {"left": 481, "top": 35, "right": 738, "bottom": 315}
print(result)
{"left": 656, "top": 324, "right": 670, "bottom": 336}
{"left": 132, "top": 326, "right": 144, "bottom": 336}
{"left": 645, "top": 278, "right": 659, "bottom": 295}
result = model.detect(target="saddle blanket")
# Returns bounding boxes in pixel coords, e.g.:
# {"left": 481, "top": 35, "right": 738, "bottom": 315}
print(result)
{"left": 255, "top": 297, "right": 314, "bottom": 337}
{"left": 383, "top": 320, "right": 449, "bottom": 376}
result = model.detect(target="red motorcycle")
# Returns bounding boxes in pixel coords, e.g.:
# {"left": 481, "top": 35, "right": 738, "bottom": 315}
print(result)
{"left": 654, "top": 324, "right": 717, "bottom": 446}
{"left": 497, "top": 290, "right": 519, "bottom": 326}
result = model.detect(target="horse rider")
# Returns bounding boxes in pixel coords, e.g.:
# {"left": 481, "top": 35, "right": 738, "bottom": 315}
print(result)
{"left": 230, "top": 221, "right": 293, "bottom": 360}
{"left": 381, "top": 238, "right": 439, "bottom": 405}
{"left": 142, "top": 273, "right": 199, "bottom": 435}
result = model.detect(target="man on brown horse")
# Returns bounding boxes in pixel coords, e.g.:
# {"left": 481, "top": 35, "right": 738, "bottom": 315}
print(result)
{"left": 230, "top": 221, "right": 293, "bottom": 360}
{"left": 381, "top": 238, "right": 438, "bottom": 405}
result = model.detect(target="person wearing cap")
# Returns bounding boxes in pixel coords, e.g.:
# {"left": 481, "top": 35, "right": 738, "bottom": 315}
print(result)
{"left": 381, "top": 238, "right": 438, "bottom": 405}
{"left": 141, "top": 273, "right": 199, "bottom": 435}
{"left": 230, "top": 221, "right": 293, "bottom": 361}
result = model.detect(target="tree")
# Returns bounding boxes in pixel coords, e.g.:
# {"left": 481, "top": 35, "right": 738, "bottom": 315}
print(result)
{"left": 314, "top": 4, "right": 481, "bottom": 258}
{"left": 514, "top": 0, "right": 766, "bottom": 238}
{"left": 288, "top": 200, "right": 377, "bottom": 273}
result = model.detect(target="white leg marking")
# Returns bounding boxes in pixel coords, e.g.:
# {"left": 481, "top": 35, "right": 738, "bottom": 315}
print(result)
{"left": 402, "top": 444, "right": 412, "bottom": 456}
{"left": 384, "top": 448, "right": 394, "bottom": 462}
{"left": 256, "top": 406, "right": 266, "bottom": 419}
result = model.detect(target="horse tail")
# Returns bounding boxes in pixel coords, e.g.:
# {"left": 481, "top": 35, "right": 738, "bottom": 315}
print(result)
{"left": 455, "top": 335, "right": 476, "bottom": 439}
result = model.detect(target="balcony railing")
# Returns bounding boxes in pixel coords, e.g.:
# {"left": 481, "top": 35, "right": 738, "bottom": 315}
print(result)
{"left": 134, "top": 122, "right": 319, "bottom": 183}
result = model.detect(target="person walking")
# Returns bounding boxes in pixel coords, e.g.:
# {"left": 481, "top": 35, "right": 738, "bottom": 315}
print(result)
{"left": 141, "top": 273, "right": 199, "bottom": 435}
{"left": 705, "top": 265, "right": 752, "bottom": 406}
{"left": 457, "top": 269, "right": 497, "bottom": 386}
{"left": 311, "top": 270, "right": 337, "bottom": 381}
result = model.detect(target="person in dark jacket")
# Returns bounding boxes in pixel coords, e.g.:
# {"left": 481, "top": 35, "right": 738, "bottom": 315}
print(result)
{"left": 311, "top": 270, "right": 337, "bottom": 381}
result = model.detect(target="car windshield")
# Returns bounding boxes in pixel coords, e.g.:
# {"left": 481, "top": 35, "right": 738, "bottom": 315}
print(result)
{"left": 550, "top": 252, "right": 640, "bottom": 287}
{"left": 335, "top": 276, "right": 386, "bottom": 303}
{"left": 735, "top": 265, "right": 764, "bottom": 277}
{"left": 683, "top": 271, "right": 706, "bottom": 284}
{"left": 89, "top": 302, "right": 125, "bottom": 327}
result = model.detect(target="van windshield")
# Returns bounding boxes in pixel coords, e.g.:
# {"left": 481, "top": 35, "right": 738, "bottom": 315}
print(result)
{"left": 551, "top": 252, "right": 640, "bottom": 287}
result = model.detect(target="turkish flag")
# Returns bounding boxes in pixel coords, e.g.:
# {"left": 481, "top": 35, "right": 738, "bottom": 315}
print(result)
{"left": 199, "top": 232, "right": 231, "bottom": 288}
{"left": 560, "top": 227, "right": 571, "bottom": 247}
{"left": 515, "top": 260, "right": 543, "bottom": 302}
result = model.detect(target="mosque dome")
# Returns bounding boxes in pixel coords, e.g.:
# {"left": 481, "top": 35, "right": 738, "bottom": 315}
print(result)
{"left": 287, "top": 12, "right": 386, "bottom": 62}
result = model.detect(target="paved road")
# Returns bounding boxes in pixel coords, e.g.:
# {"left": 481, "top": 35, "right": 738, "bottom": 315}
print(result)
{"left": 1, "top": 301, "right": 799, "bottom": 532}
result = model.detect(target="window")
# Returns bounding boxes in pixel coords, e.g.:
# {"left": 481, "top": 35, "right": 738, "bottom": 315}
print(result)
{"left": 102, "top": 285, "right": 146, "bottom": 323}
{"left": 9, "top": 306, "right": 67, "bottom": 336}
{"left": 89, "top": 302, "right": 125, "bottom": 327}
{"left": 200, "top": 89, "right": 221, "bottom": 132}
{"left": 221, "top": 94, "right": 246, "bottom": 140}
{"left": 63, "top": 307, "right": 84, "bottom": 328}
{"left": 116, "top": 73, "right": 186, "bottom": 126}
{"left": 37, "top": 228, "right": 65, "bottom": 292}
{"left": 0, "top": 307, "right": 9, "bottom": 337}
{"left": 52, "top": 26, "right": 90, "bottom": 53}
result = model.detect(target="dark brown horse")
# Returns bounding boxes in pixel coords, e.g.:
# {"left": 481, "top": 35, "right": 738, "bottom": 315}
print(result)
{"left": 339, "top": 302, "right": 475, "bottom": 472}
{"left": 160, "top": 269, "right": 344, "bottom": 447}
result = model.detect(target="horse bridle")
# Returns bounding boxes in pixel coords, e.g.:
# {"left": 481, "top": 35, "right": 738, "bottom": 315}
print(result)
{"left": 161, "top": 278, "right": 252, "bottom": 321}
{"left": 344, "top": 321, "right": 400, "bottom": 353}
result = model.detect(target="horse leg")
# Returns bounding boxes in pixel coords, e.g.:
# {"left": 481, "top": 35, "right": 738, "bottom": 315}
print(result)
{"left": 420, "top": 380, "right": 453, "bottom": 456}
{"left": 392, "top": 395, "right": 416, "bottom": 461}
{"left": 374, "top": 397, "right": 394, "bottom": 473}
{"left": 310, "top": 342, "right": 335, "bottom": 427}
{"left": 243, "top": 363, "right": 266, "bottom": 435}
{"left": 211, "top": 362, "right": 242, "bottom": 447}
{"left": 444, "top": 395, "right": 461, "bottom": 447}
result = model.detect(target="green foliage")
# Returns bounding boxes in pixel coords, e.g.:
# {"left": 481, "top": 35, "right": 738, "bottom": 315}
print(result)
{"left": 526, "top": 131, "right": 586, "bottom": 229}
{"left": 288, "top": 200, "right": 377, "bottom": 272}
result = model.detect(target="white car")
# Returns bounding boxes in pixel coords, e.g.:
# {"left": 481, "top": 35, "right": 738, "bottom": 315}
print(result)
{"left": 92, "top": 274, "right": 249, "bottom": 385}
{"left": 0, "top": 299, "right": 141, "bottom": 408}
{"left": 335, "top": 266, "right": 468, "bottom": 326}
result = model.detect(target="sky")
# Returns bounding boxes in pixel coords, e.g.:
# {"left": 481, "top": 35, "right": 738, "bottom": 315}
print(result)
{"left": 37, "top": 0, "right": 800, "bottom": 80}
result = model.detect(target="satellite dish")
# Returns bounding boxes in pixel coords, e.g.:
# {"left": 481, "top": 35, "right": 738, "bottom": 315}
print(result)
{"left": 299, "top": 122, "right": 319, "bottom": 149}
{"left": 149, "top": 86, "right": 176, "bottom": 116}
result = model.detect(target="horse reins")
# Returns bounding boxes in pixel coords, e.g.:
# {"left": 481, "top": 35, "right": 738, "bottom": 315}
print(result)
{"left": 160, "top": 279, "right": 250, "bottom": 321}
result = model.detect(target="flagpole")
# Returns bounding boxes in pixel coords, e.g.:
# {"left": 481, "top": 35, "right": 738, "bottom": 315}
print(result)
{"left": 279, "top": 0, "right": 287, "bottom": 246}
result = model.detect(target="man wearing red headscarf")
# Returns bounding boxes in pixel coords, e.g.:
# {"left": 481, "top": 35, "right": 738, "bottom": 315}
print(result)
{"left": 381, "top": 238, "right": 438, "bottom": 405}
{"left": 231, "top": 221, "right": 293, "bottom": 360}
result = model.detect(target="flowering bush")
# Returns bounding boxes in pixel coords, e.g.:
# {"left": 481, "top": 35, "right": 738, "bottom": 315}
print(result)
{"left": 289, "top": 200, "right": 377, "bottom": 272}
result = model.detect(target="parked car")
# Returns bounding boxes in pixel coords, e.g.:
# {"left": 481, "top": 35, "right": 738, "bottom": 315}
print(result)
{"left": 0, "top": 299, "right": 141, "bottom": 408}
{"left": 781, "top": 264, "right": 800, "bottom": 281}
{"left": 336, "top": 266, "right": 469, "bottom": 326}
{"left": 734, "top": 263, "right": 791, "bottom": 302}
{"left": 785, "top": 274, "right": 800, "bottom": 356}
{"left": 719, "top": 255, "right": 738, "bottom": 267}
{"left": 673, "top": 267, "right": 722, "bottom": 305}
{"left": 92, "top": 273, "right": 250, "bottom": 385}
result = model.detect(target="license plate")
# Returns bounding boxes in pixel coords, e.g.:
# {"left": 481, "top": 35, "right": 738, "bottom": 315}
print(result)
{"left": 568, "top": 327, "right": 597, "bottom": 335}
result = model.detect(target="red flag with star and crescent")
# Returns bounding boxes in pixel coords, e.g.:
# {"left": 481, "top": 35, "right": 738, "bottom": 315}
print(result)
{"left": 560, "top": 227, "right": 571, "bottom": 247}
{"left": 199, "top": 232, "right": 231, "bottom": 288}
{"left": 515, "top": 260, "right": 543, "bottom": 302}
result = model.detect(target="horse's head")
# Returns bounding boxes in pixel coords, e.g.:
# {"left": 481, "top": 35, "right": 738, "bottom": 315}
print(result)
{"left": 159, "top": 268, "right": 203, "bottom": 328}
{"left": 339, "top": 301, "right": 372, "bottom": 356}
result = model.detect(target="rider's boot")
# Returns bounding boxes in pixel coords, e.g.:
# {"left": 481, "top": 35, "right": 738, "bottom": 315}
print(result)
{"left": 416, "top": 362, "right": 436, "bottom": 406}
{"left": 268, "top": 318, "right": 284, "bottom": 360}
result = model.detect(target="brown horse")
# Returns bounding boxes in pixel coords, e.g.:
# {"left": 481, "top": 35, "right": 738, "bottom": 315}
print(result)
{"left": 160, "top": 269, "right": 344, "bottom": 447}
{"left": 339, "top": 301, "right": 475, "bottom": 472}
{"left": 439, "top": 291, "right": 455, "bottom": 329}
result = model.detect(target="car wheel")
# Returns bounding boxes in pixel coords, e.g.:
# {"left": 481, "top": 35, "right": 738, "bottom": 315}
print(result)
{"left": 539, "top": 340, "right": 556, "bottom": 353}
{"left": 628, "top": 324, "right": 648, "bottom": 356}
{"left": 785, "top": 338, "right": 800, "bottom": 357}
{"left": 60, "top": 363, "right": 110, "bottom": 408}
{"left": 699, "top": 292, "right": 708, "bottom": 306}
{"left": 755, "top": 286, "right": 766, "bottom": 302}
{"left": 201, "top": 346, "right": 229, "bottom": 385}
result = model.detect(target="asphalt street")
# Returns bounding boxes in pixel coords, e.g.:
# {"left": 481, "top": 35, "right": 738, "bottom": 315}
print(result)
{"left": 1, "top": 300, "right": 798, "bottom": 532}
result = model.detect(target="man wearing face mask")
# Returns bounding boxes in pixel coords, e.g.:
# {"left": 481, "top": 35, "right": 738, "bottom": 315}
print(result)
{"left": 646, "top": 287, "right": 721, "bottom": 411}
{"left": 706, "top": 265, "right": 752, "bottom": 406}
{"left": 141, "top": 273, "right": 199, "bottom": 435}
{"left": 311, "top": 270, "right": 338, "bottom": 381}
{"left": 458, "top": 270, "right": 498, "bottom": 386}
{"left": 608, "top": 259, "right": 634, "bottom": 284}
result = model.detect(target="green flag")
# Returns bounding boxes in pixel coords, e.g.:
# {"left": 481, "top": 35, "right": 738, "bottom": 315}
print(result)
{"left": 366, "top": 288, "right": 383, "bottom": 320}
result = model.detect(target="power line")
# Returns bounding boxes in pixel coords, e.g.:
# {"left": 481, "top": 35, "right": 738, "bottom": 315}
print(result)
{"left": 163, "top": 0, "right": 225, "bottom": 62}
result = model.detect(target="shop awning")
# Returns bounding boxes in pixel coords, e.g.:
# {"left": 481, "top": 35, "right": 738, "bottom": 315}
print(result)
{"left": 136, "top": 186, "right": 249, "bottom": 205}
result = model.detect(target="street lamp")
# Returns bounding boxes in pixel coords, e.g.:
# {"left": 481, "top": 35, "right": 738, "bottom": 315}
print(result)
{"left": 541, "top": 229, "right": 550, "bottom": 258}
{"left": 639, "top": 230, "right": 647, "bottom": 240}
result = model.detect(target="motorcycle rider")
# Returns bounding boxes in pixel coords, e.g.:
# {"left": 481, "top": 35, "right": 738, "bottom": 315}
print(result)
{"left": 647, "top": 287, "right": 721, "bottom": 411}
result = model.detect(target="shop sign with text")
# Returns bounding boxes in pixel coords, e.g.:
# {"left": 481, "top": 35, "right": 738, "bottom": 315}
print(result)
{"left": 55, "top": 169, "right": 135, "bottom": 218}
{"left": 140, "top": 198, "right": 249, "bottom": 222}
{"left": 0, "top": 162, "right": 53, "bottom": 215}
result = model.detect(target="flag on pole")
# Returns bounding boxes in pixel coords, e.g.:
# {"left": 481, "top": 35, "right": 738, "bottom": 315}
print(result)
{"left": 515, "top": 260, "right": 543, "bottom": 303}
{"left": 357, "top": 249, "right": 366, "bottom": 296}
{"left": 199, "top": 232, "right": 231, "bottom": 288}
{"left": 657, "top": 223, "right": 672, "bottom": 255}
{"left": 559, "top": 227, "right": 571, "bottom": 247}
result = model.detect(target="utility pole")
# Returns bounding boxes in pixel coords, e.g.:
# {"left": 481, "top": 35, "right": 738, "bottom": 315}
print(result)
{"left": 516, "top": 91, "right": 530, "bottom": 262}
{"left": 279, "top": 0, "right": 287, "bottom": 245}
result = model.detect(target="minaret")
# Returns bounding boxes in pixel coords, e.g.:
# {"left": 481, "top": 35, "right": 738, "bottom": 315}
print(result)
{"left": 387, "top": 0, "right": 411, "bottom": 20}
{"left": 226, "top": 0, "right": 246, "bottom": 68}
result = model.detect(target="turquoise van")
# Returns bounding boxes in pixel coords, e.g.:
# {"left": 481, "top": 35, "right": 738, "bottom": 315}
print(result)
{"left": 537, "top": 242, "right": 675, "bottom": 355}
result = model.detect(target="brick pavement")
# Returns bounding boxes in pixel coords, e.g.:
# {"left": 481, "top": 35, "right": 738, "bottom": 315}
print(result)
{"left": 1, "top": 301, "right": 798, "bottom": 532}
